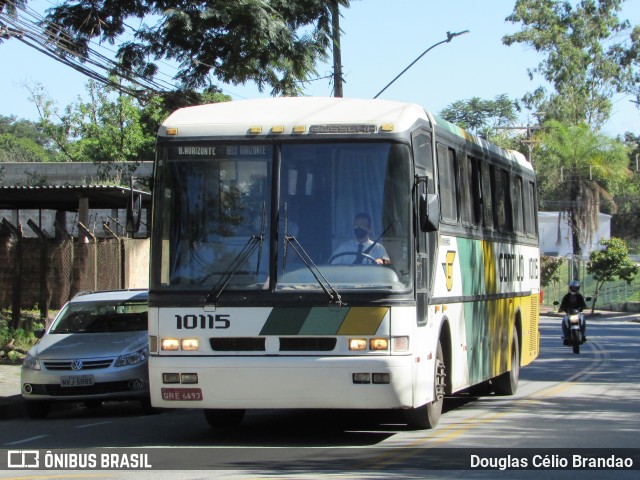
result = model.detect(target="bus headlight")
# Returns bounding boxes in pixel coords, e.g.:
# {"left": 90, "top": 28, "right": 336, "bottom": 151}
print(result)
{"left": 369, "top": 338, "right": 389, "bottom": 351}
{"left": 181, "top": 338, "right": 199, "bottom": 351}
{"left": 161, "top": 338, "right": 180, "bottom": 351}
{"left": 349, "top": 338, "right": 367, "bottom": 351}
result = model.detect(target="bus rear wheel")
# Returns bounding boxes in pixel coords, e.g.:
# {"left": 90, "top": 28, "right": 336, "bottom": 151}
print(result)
{"left": 204, "top": 408, "right": 245, "bottom": 428}
{"left": 404, "top": 341, "right": 445, "bottom": 429}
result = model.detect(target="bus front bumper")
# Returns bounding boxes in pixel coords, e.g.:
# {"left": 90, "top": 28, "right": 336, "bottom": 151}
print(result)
{"left": 149, "top": 355, "right": 417, "bottom": 409}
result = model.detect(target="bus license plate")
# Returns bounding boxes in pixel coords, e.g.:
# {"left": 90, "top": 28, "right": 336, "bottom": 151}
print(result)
{"left": 161, "top": 388, "right": 203, "bottom": 401}
{"left": 60, "top": 375, "right": 94, "bottom": 387}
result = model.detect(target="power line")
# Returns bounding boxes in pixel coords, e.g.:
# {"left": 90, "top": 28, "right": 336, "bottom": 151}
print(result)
{"left": 0, "top": 0, "right": 176, "bottom": 97}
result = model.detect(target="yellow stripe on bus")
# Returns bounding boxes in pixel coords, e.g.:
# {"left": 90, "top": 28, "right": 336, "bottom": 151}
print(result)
{"left": 337, "top": 307, "right": 388, "bottom": 335}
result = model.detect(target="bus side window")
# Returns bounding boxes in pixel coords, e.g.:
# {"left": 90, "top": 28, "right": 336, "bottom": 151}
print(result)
{"left": 494, "top": 167, "right": 512, "bottom": 233}
{"left": 413, "top": 131, "right": 434, "bottom": 192}
{"left": 524, "top": 180, "right": 538, "bottom": 238}
{"left": 512, "top": 175, "right": 525, "bottom": 235}
{"left": 460, "top": 155, "right": 481, "bottom": 227}
{"left": 437, "top": 144, "right": 458, "bottom": 223}
{"left": 480, "top": 162, "right": 494, "bottom": 229}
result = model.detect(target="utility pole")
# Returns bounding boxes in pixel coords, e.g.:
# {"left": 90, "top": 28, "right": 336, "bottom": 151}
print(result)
{"left": 331, "top": 1, "right": 343, "bottom": 97}
{"left": 494, "top": 122, "right": 540, "bottom": 166}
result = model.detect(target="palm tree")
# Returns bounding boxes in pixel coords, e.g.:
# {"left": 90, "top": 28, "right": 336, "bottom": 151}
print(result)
{"left": 537, "top": 120, "right": 629, "bottom": 277}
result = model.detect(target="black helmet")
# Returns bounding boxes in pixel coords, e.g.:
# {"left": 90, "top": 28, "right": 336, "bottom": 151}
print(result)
{"left": 569, "top": 280, "right": 580, "bottom": 292}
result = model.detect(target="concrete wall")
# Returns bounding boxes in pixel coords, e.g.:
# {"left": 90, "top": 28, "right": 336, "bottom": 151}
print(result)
{"left": 123, "top": 238, "right": 150, "bottom": 289}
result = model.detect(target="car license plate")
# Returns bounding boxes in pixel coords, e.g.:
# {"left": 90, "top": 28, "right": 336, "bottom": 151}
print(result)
{"left": 60, "top": 375, "right": 94, "bottom": 387}
{"left": 161, "top": 388, "right": 203, "bottom": 401}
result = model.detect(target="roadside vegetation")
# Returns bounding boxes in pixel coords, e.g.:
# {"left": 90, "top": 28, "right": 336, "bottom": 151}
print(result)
{"left": 0, "top": 309, "right": 47, "bottom": 365}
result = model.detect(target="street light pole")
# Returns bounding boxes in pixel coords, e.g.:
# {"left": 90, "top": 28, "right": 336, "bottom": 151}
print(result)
{"left": 373, "top": 30, "right": 469, "bottom": 99}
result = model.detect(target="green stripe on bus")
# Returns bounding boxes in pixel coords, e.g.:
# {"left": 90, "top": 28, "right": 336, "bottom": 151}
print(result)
{"left": 458, "top": 238, "right": 486, "bottom": 296}
{"left": 299, "top": 308, "right": 348, "bottom": 335}
{"left": 259, "top": 306, "right": 388, "bottom": 335}
{"left": 261, "top": 307, "right": 311, "bottom": 335}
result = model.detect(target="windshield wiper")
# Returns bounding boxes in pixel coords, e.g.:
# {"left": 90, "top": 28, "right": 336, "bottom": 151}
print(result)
{"left": 282, "top": 204, "right": 342, "bottom": 305}
{"left": 203, "top": 203, "right": 266, "bottom": 305}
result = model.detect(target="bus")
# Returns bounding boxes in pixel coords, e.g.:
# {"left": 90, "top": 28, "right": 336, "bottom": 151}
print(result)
{"left": 147, "top": 97, "right": 540, "bottom": 429}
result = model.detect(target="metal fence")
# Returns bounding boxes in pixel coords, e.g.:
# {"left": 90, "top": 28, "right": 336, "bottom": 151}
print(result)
{"left": 0, "top": 234, "right": 125, "bottom": 326}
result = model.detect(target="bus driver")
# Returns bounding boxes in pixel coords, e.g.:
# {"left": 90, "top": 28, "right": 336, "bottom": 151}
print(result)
{"left": 330, "top": 212, "right": 390, "bottom": 265}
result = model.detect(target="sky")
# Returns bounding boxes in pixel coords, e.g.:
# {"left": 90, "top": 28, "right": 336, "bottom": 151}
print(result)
{"left": 1, "top": 0, "right": 640, "bottom": 137}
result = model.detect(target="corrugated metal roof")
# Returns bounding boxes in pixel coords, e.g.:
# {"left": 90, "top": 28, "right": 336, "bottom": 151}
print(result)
{"left": 0, "top": 185, "right": 151, "bottom": 211}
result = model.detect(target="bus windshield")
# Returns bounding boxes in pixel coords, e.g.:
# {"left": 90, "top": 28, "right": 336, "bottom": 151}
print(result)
{"left": 153, "top": 141, "right": 413, "bottom": 293}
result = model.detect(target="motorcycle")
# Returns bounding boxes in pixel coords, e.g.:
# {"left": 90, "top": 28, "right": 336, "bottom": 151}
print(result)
{"left": 562, "top": 308, "right": 586, "bottom": 354}
{"left": 553, "top": 298, "right": 590, "bottom": 354}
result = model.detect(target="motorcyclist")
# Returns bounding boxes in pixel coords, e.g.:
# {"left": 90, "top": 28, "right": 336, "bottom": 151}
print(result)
{"left": 559, "top": 280, "right": 587, "bottom": 344}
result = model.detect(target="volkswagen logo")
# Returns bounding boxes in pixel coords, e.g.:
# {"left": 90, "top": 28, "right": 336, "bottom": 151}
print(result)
{"left": 71, "top": 360, "right": 83, "bottom": 371}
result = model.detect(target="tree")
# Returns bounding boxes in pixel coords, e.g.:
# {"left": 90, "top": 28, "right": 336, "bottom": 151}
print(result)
{"left": 610, "top": 132, "right": 640, "bottom": 250}
{"left": 540, "top": 255, "right": 564, "bottom": 302}
{"left": 586, "top": 237, "right": 638, "bottom": 311}
{"left": 439, "top": 94, "right": 519, "bottom": 140}
{"left": 17, "top": 0, "right": 351, "bottom": 96}
{"left": 0, "top": 115, "right": 57, "bottom": 163}
{"left": 503, "top": 0, "right": 640, "bottom": 130}
{"left": 537, "top": 120, "right": 630, "bottom": 273}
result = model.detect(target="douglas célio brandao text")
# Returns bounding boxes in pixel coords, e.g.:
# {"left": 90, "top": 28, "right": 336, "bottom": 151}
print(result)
{"left": 470, "top": 453, "right": 634, "bottom": 470}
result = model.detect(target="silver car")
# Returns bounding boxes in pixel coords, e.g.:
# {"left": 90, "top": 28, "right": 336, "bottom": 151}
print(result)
{"left": 21, "top": 289, "right": 149, "bottom": 419}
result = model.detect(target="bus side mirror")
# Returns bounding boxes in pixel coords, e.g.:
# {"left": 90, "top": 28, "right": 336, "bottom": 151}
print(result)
{"left": 126, "top": 177, "right": 142, "bottom": 234}
{"left": 419, "top": 193, "right": 440, "bottom": 232}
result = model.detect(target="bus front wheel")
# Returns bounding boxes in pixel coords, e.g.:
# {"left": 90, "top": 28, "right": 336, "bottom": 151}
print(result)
{"left": 404, "top": 341, "right": 445, "bottom": 429}
{"left": 204, "top": 408, "right": 245, "bottom": 428}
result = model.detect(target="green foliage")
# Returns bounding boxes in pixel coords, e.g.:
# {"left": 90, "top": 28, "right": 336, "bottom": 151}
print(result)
{"left": 587, "top": 237, "right": 639, "bottom": 310}
{"left": 41, "top": 0, "right": 350, "bottom": 95}
{"left": 0, "top": 133, "right": 52, "bottom": 163}
{"left": 439, "top": 94, "right": 518, "bottom": 137}
{"left": 541, "top": 255, "right": 564, "bottom": 288}
{"left": 537, "top": 120, "right": 630, "bottom": 256}
{"left": 610, "top": 132, "right": 640, "bottom": 244}
{"left": 28, "top": 80, "right": 233, "bottom": 182}
{"left": 0, "top": 115, "right": 58, "bottom": 163}
{"left": 503, "top": 0, "right": 639, "bottom": 129}
{"left": 0, "top": 312, "right": 44, "bottom": 364}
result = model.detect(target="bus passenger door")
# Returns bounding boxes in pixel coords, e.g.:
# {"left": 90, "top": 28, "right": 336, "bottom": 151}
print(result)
{"left": 412, "top": 130, "right": 437, "bottom": 326}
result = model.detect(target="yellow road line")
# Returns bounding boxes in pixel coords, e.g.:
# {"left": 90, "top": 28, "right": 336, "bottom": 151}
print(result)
{"left": 360, "top": 338, "right": 608, "bottom": 470}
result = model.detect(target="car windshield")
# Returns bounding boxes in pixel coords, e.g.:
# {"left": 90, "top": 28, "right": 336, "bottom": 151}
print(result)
{"left": 50, "top": 300, "right": 148, "bottom": 334}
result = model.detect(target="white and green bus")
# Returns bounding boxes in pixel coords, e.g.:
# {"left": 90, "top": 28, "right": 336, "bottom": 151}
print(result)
{"left": 147, "top": 97, "right": 540, "bottom": 429}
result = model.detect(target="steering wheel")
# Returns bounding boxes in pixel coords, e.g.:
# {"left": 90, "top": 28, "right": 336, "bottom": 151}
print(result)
{"left": 329, "top": 251, "right": 378, "bottom": 264}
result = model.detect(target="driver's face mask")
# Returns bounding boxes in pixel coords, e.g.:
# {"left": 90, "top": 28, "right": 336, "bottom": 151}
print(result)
{"left": 354, "top": 226, "right": 368, "bottom": 240}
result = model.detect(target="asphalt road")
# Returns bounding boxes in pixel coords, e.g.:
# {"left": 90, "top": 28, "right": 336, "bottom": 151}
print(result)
{"left": 1, "top": 311, "right": 639, "bottom": 479}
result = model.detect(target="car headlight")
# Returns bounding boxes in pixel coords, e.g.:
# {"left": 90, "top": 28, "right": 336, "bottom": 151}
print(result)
{"left": 115, "top": 346, "right": 149, "bottom": 367}
{"left": 23, "top": 354, "right": 41, "bottom": 371}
